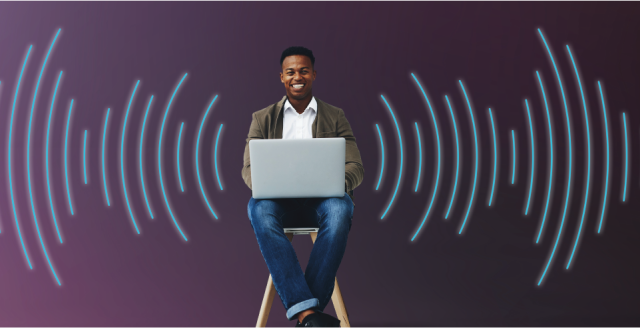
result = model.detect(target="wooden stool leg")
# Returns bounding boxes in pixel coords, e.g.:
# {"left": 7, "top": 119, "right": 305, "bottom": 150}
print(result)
{"left": 331, "top": 278, "right": 351, "bottom": 327}
{"left": 309, "top": 232, "right": 351, "bottom": 327}
{"left": 256, "top": 274, "right": 277, "bottom": 327}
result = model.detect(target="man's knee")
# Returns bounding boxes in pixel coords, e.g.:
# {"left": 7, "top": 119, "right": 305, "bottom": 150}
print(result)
{"left": 321, "top": 197, "right": 353, "bottom": 216}
{"left": 248, "top": 199, "right": 280, "bottom": 228}
{"left": 318, "top": 197, "right": 353, "bottom": 232}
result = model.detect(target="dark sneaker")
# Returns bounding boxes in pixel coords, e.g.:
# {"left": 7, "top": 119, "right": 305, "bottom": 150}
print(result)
{"left": 295, "top": 311, "right": 341, "bottom": 327}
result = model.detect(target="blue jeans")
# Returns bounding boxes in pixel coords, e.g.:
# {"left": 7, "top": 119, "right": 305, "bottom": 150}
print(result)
{"left": 248, "top": 192, "right": 354, "bottom": 321}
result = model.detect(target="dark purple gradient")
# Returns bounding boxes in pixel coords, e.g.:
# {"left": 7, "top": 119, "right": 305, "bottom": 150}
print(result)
{"left": 0, "top": 2, "right": 638, "bottom": 326}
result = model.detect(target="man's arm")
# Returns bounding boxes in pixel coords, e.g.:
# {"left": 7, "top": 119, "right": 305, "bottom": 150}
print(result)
{"left": 336, "top": 108, "right": 364, "bottom": 192}
{"left": 242, "top": 112, "right": 264, "bottom": 189}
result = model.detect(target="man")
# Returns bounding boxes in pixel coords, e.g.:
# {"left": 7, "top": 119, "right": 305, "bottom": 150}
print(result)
{"left": 242, "top": 46, "right": 364, "bottom": 327}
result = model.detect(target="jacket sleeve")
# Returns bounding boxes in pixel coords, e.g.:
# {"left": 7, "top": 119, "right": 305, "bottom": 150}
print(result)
{"left": 242, "top": 112, "right": 264, "bottom": 190}
{"left": 337, "top": 108, "right": 364, "bottom": 192}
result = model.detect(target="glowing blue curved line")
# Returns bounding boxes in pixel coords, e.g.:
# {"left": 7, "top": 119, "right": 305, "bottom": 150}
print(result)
{"left": 102, "top": 108, "right": 111, "bottom": 206}
{"left": 511, "top": 130, "right": 516, "bottom": 185}
{"left": 409, "top": 74, "right": 441, "bottom": 240}
{"left": 8, "top": 45, "right": 33, "bottom": 268}
{"left": 83, "top": 130, "right": 88, "bottom": 184}
{"left": 414, "top": 122, "right": 422, "bottom": 192}
{"left": 140, "top": 96, "right": 154, "bottom": 218}
{"left": 215, "top": 124, "right": 224, "bottom": 190}
{"left": 45, "top": 71, "right": 64, "bottom": 243}
{"left": 177, "top": 122, "right": 185, "bottom": 192}
{"left": 0, "top": 83, "right": 1, "bottom": 227}
{"left": 535, "top": 71, "right": 553, "bottom": 243}
{"left": 64, "top": 100, "right": 75, "bottom": 215}
{"left": 623, "top": 112, "right": 628, "bottom": 202}
{"left": 195, "top": 95, "right": 219, "bottom": 219}
{"left": 28, "top": 28, "right": 62, "bottom": 285}
{"left": 120, "top": 80, "right": 140, "bottom": 234}
{"left": 380, "top": 95, "right": 403, "bottom": 220}
{"left": 375, "top": 124, "right": 384, "bottom": 190}
{"left": 444, "top": 95, "right": 460, "bottom": 219}
{"left": 0, "top": 81, "right": 2, "bottom": 231}
{"left": 525, "top": 100, "right": 535, "bottom": 215}
{"left": 537, "top": 29, "right": 573, "bottom": 286}
{"left": 566, "top": 45, "right": 591, "bottom": 269}
{"left": 488, "top": 108, "right": 497, "bottom": 206}
{"left": 597, "top": 81, "right": 609, "bottom": 234}
{"left": 159, "top": 73, "right": 189, "bottom": 240}
{"left": 411, "top": 73, "right": 441, "bottom": 210}
{"left": 458, "top": 80, "right": 478, "bottom": 234}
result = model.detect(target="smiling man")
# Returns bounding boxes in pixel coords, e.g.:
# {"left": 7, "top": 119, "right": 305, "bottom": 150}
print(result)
{"left": 242, "top": 46, "right": 364, "bottom": 327}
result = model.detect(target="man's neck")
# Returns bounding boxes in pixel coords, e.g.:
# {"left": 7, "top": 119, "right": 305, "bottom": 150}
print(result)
{"left": 288, "top": 94, "right": 313, "bottom": 114}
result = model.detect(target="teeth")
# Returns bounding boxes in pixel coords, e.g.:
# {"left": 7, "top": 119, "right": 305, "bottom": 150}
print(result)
{"left": 293, "top": 84, "right": 304, "bottom": 89}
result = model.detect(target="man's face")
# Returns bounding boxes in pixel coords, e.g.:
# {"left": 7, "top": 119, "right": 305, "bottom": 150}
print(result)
{"left": 280, "top": 55, "right": 316, "bottom": 100}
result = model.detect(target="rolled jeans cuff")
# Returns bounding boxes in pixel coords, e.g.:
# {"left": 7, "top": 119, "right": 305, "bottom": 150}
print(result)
{"left": 286, "top": 298, "right": 321, "bottom": 320}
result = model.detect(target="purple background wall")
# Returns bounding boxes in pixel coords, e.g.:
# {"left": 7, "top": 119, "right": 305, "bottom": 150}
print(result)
{"left": 0, "top": 2, "right": 638, "bottom": 326}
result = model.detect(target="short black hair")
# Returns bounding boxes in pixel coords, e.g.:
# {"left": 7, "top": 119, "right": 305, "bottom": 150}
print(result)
{"left": 280, "top": 46, "right": 315, "bottom": 70}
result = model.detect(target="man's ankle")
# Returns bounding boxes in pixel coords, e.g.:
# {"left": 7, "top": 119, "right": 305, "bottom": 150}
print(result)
{"left": 297, "top": 309, "right": 316, "bottom": 323}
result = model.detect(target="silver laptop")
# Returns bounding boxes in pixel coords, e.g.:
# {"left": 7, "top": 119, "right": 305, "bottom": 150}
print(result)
{"left": 249, "top": 138, "right": 345, "bottom": 199}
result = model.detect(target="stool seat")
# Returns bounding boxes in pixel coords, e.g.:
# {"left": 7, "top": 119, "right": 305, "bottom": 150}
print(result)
{"left": 256, "top": 227, "right": 350, "bottom": 327}
{"left": 283, "top": 227, "right": 319, "bottom": 235}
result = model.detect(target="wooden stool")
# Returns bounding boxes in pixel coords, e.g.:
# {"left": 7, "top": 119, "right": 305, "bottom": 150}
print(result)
{"left": 256, "top": 227, "right": 350, "bottom": 327}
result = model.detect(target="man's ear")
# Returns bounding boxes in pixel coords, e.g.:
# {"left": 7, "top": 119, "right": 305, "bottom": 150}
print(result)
{"left": 280, "top": 72, "right": 284, "bottom": 83}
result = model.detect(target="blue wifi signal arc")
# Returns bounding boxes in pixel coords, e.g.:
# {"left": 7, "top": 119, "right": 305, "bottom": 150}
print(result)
{"left": 409, "top": 73, "right": 441, "bottom": 242}
{"left": 379, "top": 94, "right": 403, "bottom": 220}
{"left": 102, "top": 108, "right": 112, "bottom": 206}
{"left": 120, "top": 80, "right": 141, "bottom": 234}
{"left": 214, "top": 123, "right": 224, "bottom": 191}
{"left": 83, "top": 130, "right": 88, "bottom": 184}
{"left": 374, "top": 124, "right": 385, "bottom": 190}
{"left": 565, "top": 44, "right": 591, "bottom": 270}
{"left": 535, "top": 71, "right": 553, "bottom": 244}
{"left": 457, "top": 80, "right": 479, "bottom": 235}
{"left": 511, "top": 130, "right": 516, "bottom": 185}
{"left": 177, "top": 122, "right": 186, "bottom": 192}
{"left": 64, "top": 99, "right": 76, "bottom": 214}
{"left": 444, "top": 95, "right": 460, "bottom": 219}
{"left": 413, "top": 122, "right": 422, "bottom": 192}
{"left": 139, "top": 95, "right": 155, "bottom": 218}
{"left": 488, "top": 108, "right": 498, "bottom": 207}
{"left": 158, "top": 73, "right": 189, "bottom": 241}
{"left": 45, "top": 71, "right": 65, "bottom": 244}
{"left": 9, "top": 45, "right": 34, "bottom": 269}
{"left": 524, "top": 99, "right": 535, "bottom": 216}
{"left": 195, "top": 95, "right": 220, "bottom": 220}
{"left": 622, "top": 112, "right": 628, "bottom": 202}
{"left": 596, "top": 81, "right": 610, "bottom": 234}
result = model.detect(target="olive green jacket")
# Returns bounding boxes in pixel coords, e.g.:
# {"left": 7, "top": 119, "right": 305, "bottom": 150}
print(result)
{"left": 242, "top": 95, "right": 364, "bottom": 205}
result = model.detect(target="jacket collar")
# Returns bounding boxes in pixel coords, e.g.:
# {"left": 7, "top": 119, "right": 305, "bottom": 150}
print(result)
{"left": 274, "top": 95, "right": 322, "bottom": 139}
{"left": 283, "top": 96, "right": 318, "bottom": 116}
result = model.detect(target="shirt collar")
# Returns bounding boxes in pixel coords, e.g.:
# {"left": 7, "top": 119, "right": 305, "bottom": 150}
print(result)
{"left": 284, "top": 96, "right": 317, "bottom": 115}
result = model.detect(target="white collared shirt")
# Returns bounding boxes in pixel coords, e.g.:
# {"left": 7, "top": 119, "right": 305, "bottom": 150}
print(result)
{"left": 282, "top": 96, "right": 317, "bottom": 139}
